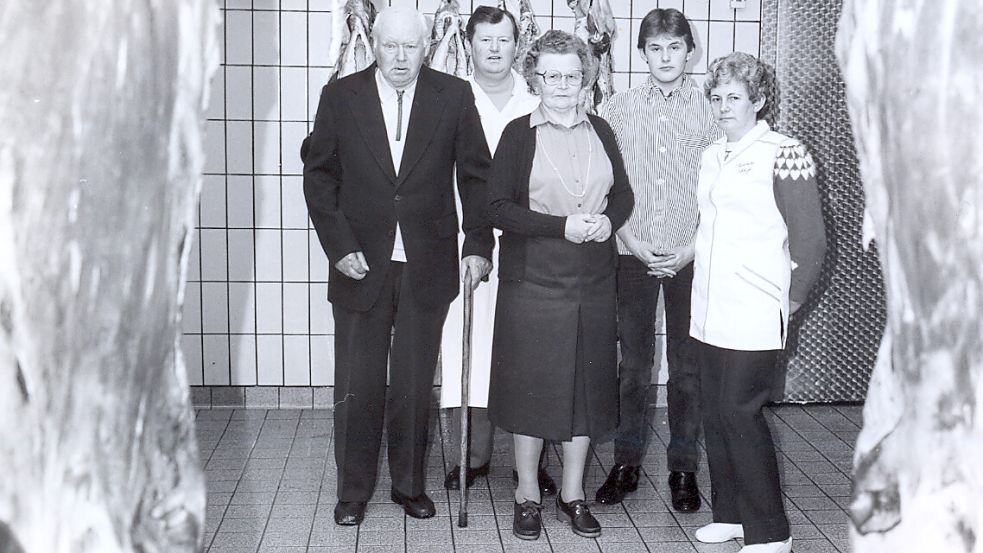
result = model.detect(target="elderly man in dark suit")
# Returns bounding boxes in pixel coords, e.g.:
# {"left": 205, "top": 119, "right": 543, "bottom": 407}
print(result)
{"left": 303, "top": 6, "right": 493, "bottom": 526}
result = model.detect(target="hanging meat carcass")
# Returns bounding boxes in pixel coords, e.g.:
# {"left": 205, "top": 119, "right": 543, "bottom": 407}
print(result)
{"left": 499, "top": 0, "right": 542, "bottom": 73}
{"left": 568, "top": 0, "right": 617, "bottom": 114}
{"left": 327, "top": 0, "right": 377, "bottom": 83}
{"left": 427, "top": 0, "right": 470, "bottom": 78}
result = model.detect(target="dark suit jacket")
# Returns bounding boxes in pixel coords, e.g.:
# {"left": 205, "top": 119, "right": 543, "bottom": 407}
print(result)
{"left": 303, "top": 65, "right": 494, "bottom": 312}
{"left": 487, "top": 114, "right": 635, "bottom": 281}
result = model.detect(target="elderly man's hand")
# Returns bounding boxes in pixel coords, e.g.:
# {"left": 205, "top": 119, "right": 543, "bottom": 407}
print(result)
{"left": 461, "top": 255, "right": 492, "bottom": 291}
{"left": 335, "top": 251, "right": 370, "bottom": 280}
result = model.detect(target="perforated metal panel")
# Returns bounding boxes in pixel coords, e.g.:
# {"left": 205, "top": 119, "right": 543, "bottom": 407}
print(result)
{"left": 761, "top": 0, "right": 886, "bottom": 402}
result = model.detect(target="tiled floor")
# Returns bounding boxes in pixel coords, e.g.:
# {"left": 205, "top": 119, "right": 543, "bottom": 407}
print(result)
{"left": 197, "top": 404, "right": 859, "bottom": 552}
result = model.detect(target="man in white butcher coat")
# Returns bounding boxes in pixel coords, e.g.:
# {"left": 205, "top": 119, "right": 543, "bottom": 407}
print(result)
{"left": 439, "top": 6, "right": 553, "bottom": 493}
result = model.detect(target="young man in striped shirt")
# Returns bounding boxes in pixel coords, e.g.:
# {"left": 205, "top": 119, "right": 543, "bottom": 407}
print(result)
{"left": 595, "top": 8, "right": 721, "bottom": 511}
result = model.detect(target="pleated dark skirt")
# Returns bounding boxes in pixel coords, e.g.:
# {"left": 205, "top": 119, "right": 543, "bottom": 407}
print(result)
{"left": 488, "top": 236, "right": 619, "bottom": 442}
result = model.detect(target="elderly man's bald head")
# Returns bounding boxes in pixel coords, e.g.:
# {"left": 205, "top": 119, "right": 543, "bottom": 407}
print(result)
{"left": 372, "top": 6, "right": 429, "bottom": 42}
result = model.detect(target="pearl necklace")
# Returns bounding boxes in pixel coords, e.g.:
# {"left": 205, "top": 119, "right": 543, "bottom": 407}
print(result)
{"left": 536, "top": 127, "right": 592, "bottom": 198}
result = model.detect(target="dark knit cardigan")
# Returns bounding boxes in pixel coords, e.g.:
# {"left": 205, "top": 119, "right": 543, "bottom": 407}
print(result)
{"left": 487, "top": 113, "right": 635, "bottom": 281}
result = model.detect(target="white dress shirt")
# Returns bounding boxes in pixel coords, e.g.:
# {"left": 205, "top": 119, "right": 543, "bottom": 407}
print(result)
{"left": 375, "top": 70, "right": 418, "bottom": 262}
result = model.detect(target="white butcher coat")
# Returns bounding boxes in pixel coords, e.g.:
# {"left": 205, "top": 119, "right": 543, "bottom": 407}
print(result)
{"left": 690, "top": 121, "right": 796, "bottom": 351}
{"left": 440, "top": 71, "right": 540, "bottom": 408}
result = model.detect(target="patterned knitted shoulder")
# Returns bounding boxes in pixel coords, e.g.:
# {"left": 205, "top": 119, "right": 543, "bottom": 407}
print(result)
{"left": 774, "top": 139, "right": 816, "bottom": 181}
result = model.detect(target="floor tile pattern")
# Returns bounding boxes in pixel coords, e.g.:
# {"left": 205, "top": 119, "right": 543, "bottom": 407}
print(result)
{"left": 197, "top": 404, "right": 860, "bottom": 552}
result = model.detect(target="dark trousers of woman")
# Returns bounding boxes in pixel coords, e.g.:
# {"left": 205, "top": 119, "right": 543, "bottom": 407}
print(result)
{"left": 614, "top": 257, "right": 700, "bottom": 470}
{"left": 696, "top": 340, "right": 790, "bottom": 545}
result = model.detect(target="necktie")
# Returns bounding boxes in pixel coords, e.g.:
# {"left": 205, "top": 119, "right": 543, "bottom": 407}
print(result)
{"left": 396, "top": 90, "right": 404, "bottom": 142}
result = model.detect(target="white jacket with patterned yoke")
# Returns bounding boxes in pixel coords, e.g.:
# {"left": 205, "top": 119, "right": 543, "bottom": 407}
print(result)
{"left": 690, "top": 121, "right": 826, "bottom": 352}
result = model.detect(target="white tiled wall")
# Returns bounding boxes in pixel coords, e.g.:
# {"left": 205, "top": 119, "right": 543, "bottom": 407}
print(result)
{"left": 184, "top": 0, "right": 762, "bottom": 386}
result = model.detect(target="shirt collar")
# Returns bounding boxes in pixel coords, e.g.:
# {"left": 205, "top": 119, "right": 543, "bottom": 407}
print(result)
{"left": 645, "top": 73, "right": 695, "bottom": 101}
{"left": 375, "top": 68, "right": 419, "bottom": 101}
{"left": 529, "top": 104, "right": 590, "bottom": 128}
{"left": 717, "top": 120, "right": 771, "bottom": 160}
{"left": 469, "top": 69, "right": 535, "bottom": 107}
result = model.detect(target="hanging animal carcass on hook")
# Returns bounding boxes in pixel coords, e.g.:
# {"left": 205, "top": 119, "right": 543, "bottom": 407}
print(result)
{"left": 327, "top": 0, "right": 377, "bottom": 83}
{"left": 427, "top": 0, "right": 471, "bottom": 78}
{"left": 499, "top": 0, "right": 542, "bottom": 73}
{"left": 568, "top": 0, "right": 617, "bottom": 113}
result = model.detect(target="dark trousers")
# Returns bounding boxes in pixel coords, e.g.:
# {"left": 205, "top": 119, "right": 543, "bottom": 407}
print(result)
{"left": 332, "top": 262, "right": 449, "bottom": 502}
{"left": 614, "top": 256, "right": 700, "bottom": 470}
{"left": 696, "top": 340, "right": 790, "bottom": 544}
{"left": 448, "top": 407, "right": 550, "bottom": 468}
{"left": 448, "top": 407, "right": 495, "bottom": 466}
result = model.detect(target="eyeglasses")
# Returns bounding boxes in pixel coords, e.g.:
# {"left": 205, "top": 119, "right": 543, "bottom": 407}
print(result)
{"left": 535, "top": 70, "right": 584, "bottom": 87}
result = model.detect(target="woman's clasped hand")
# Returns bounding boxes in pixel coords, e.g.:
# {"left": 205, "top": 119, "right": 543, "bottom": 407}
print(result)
{"left": 564, "top": 213, "right": 611, "bottom": 243}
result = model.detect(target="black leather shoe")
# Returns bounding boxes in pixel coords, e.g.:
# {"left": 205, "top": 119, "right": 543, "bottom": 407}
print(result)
{"left": 512, "top": 500, "right": 543, "bottom": 540}
{"left": 390, "top": 489, "right": 436, "bottom": 519}
{"left": 334, "top": 501, "right": 366, "bottom": 526}
{"left": 443, "top": 462, "right": 491, "bottom": 490}
{"left": 594, "top": 464, "right": 640, "bottom": 504}
{"left": 511, "top": 467, "right": 558, "bottom": 496}
{"left": 668, "top": 471, "right": 702, "bottom": 512}
{"left": 556, "top": 494, "right": 601, "bottom": 537}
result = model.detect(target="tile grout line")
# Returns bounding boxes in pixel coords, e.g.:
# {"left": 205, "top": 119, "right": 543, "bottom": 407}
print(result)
{"left": 205, "top": 408, "right": 265, "bottom": 552}
{"left": 770, "top": 406, "right": 853, "bottom": 552}
{"left": 303, "top": 401, "right": 332, "bottom": 550}
{"left": 252, "top": 409, "right": 300, "bottom": 553}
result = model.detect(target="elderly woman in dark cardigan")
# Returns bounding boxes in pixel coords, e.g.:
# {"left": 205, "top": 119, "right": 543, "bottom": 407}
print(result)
{"left": 486, "top": 30, "right": 634, "bottom": 541}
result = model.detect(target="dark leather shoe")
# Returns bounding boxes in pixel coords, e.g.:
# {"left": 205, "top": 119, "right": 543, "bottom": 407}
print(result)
{"left": 556, "top": 495, "right": 601, "bottom": 537}
{"left": 594, "top": 464, "right": 640, "bottom": 504}
{"left": 512, "top": 500, "right": 543, "bottom": 540}
{"left": 334, "top": 501, "right": 366, "bottom": 526}
{"left": 668, "top": 471, "right": 702, "bottom": 512}
{"left": 511, "top": 467, "right": 558, "bottom": 496}
{"left": 444, "top": 462, "right": 491, "bottom": 490}
{"left": 390, "top": 489, "right": 436, "bottom": 519}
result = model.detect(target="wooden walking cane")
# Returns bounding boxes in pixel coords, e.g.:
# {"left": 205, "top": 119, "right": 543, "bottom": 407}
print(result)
{"left": 458, "top": 266, "right": 475, "bottom": 528}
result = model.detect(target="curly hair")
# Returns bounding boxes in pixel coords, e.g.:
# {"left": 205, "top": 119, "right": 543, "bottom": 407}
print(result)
{"left": 705, "top": 52, "right": 779, "bottom": 125}
{"left": 520, "top": 30, "right": 594, "bottom": 94}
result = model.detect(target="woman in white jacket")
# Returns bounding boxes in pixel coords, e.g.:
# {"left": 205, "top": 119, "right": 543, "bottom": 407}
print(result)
{"left": 690, "top": 52, "right": 826, "bottom": 553}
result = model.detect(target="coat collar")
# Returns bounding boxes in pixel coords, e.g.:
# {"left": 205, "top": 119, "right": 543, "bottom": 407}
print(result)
{"left": 347, "top": 64, "right": 448, "bottom": 186}
{"left": 716, "top": 120, "right": 771, "bottom": 165}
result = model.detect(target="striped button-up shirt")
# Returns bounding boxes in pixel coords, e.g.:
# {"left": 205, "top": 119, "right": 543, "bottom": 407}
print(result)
{"left": 601, "top": 74, "right": 721, "bottom": 255}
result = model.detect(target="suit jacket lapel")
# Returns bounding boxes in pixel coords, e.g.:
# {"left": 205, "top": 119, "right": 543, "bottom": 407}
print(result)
{"left": 396, "top": 67, "right": 447, "bottom": 187}
{"left": 348, "top": 65, "right": 397, "bottom": 183}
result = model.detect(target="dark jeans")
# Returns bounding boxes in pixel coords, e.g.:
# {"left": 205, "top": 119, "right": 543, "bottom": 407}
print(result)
{"left": 696, "top": 340, "right": 790, "bottom": 544}
{"left": 614, "top": 256, "right": 700, "bottom": 471}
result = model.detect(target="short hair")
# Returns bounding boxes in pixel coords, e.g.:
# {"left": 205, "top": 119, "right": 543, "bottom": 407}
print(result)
{"left": 466, "top": 6, "right": 519, "bottom": 42}
{"left": 371, "top": 6, "right": 429, "bottom": 43}
{"left": 637, "top": 8, "right": 696, "bottom": 52}
{"left": 520, "top": 30, "right": 594, "bottom": 93}
{"left": 705, "top": 52, "right": 779, "bottom": 123}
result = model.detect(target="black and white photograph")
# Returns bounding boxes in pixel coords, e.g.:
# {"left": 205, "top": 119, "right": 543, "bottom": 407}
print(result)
{"left": 0, "top": 0, "right": 979, "bottom": 552}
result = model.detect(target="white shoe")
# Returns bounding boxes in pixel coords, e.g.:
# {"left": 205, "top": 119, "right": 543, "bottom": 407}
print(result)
{"left": 739, "top": 537, "right": 793, "bottom": 553}
{"left": 694, "top": 522, "right": 744, "bottom": 543}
